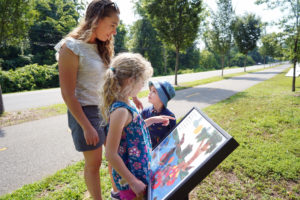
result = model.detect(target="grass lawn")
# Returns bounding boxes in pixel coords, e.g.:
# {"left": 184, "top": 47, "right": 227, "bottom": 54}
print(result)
{"left": 1, "top": 67, "right": 299, "bottom": 200}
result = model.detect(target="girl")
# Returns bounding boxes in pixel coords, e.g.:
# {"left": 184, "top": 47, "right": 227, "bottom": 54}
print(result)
{"left": 100, "top": 53, "right": 174, "bottom": 200}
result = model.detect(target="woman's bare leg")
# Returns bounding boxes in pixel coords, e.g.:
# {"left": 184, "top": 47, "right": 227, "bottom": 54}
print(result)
{"left": 83, "top": 147, "right": 103, "bottom": 200}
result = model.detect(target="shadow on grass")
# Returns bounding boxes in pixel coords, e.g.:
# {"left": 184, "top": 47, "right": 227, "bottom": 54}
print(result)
{"left": 222, "top": 91, "right": 248, "bottom": 104}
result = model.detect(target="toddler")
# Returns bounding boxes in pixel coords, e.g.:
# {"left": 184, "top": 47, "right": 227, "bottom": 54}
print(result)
{"left": 141, "top": 81, "right": 176, "bottom": 149}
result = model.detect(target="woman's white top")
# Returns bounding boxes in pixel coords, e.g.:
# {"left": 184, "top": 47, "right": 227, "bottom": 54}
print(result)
{"left": 55, "top": 37, "right": 106, "bottom": 106}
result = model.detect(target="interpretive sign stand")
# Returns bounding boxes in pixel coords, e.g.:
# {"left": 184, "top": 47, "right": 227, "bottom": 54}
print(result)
{"left": 148, "top": 107, "right": 239, "bottom": 200}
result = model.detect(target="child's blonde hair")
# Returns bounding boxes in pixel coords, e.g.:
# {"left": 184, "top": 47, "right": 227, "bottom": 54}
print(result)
{"left": 100, "top": 52, "right": 153, "bottom": 123}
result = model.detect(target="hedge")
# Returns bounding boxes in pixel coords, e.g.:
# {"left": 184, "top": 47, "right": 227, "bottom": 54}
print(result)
{"left": 0, "top": 63, "right": 59, "bottom": 93}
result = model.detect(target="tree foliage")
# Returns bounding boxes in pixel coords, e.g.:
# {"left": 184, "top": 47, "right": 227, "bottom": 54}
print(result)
{"left": 143, "top": 0, "right": 205, "bottom": 84}
{"left": 233, "top": 13, "right": 262, "bottom": 71}
{"left": 29, "top": 0, "right": 80, "bottom": 65}
{"left": 114, "top": 21, "right": 128, "bottom": 54}
{"left": 130, "top": 18, "right": 164, "bottom": 76}
{"left": 0, "top": 0, "right": 35, "bottom": 46}
{"left": 206, "top": 0, "right": 234, "bottom": 76}
{"left": 256, "top": 0, "right": 299, "bottom": 91}
{"left": 259, "top": 32, "right": 281, "bottom": 64}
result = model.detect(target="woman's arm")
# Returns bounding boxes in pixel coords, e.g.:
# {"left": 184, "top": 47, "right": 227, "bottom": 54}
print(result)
{"left": 105, "top": 108, "right": 146, "bottom": 197}
{"left": 58, "top": 44, "right": 99, "bottom": 146}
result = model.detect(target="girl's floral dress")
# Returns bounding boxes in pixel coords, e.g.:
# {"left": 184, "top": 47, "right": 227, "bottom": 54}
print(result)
{"left": 108, "top": 101, "right": 152, "bottom": 191}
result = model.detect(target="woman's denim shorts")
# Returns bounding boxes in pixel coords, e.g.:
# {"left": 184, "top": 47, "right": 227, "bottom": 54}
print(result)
{"left": 67, "top": 105, "right": 106, "bottom": 152}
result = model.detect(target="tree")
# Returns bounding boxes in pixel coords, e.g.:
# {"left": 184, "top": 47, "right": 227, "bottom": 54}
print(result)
{"left": 208, "top": 0, "right": 234, "bottom": 76}
{"left": 143, "top": 0, "right": 204, "bottom": 85}
{"left": 29, "top": 0, "right": 80, "bottom": 65}
{"left": 256, "top": 0, "right": 299, "bottom": 91}
{"left": 233, "top": 14, "right": 262, "bottom": 72}
{"left": 0, "top": 0, "right": 35, "bottom": 46}
{"left": 130, "top": 18, "right": 165, "bottom": 75}
{"left": 259, "top": 32, "right": 281, "bottom": 66}
{"left": 199, "top": 49, "right": 219, "bottom": 69}
{"left": 114, "top": 21, "right": 128, "bottom": 54}
{"left": 179, "top": 43, "right": 200, "bottom": 70}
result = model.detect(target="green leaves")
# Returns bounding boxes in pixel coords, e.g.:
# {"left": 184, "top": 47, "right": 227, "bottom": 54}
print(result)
{"left": 144, "top": 0, "right": 204, "bottom": 50}
{"left": 233, "top": 14, "right": 262, "bottom": 55}
{"left": 0, "top": 0, "right": 35, "bottom": 46}
{"left": 0, "top": 63, "right": 59, "bottom": 93}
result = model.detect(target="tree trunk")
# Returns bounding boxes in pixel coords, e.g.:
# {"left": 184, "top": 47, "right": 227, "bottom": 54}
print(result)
{"left": 221, "top": 55, "right": 224, "bottom": 77}
{"left": 0, "top": 85, "right": 4, "bottom": 115}
{"left": 163, "top": 44, "right": 167, "bottom": 75}
{"left": 175, "top": 48, "right": 179, "bottom": 85}
{"left": 228, "top": 52, "right": 231, "bottom": 68}
{"left": 292, "top": 0, "right": 299, "bottom": 92}
{"left": 243, "top": 54, "right": 247, "bottom": 72}
{"left": 264, "top": 56, "right": 266, "bottom": 68}
{"left": 292, "top": 36, "right": 298, "bottom": 92}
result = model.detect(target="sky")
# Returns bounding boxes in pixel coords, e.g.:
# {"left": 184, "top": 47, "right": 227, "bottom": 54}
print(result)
{"left": 111, "top": 0, "right": 283, "bottom": 33}
{"left": 85, "top": 0, "right": 284, "bottom": 48}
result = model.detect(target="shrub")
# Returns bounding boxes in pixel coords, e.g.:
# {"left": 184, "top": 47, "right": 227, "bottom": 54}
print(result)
{"left": 0, "top": 63, "right": 59, "bottom": 93}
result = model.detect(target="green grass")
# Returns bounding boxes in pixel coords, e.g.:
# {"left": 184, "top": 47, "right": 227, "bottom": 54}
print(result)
{"left": 1, "top": 67, "right": 299, "bottom": 199}
{"left": 190, "top": 69, "right": 300, "bottom": 200}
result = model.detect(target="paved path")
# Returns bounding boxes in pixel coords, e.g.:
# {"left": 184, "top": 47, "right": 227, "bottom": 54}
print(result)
{"left": 2, "top": 63, "right": 280, "bottom": 112}
{"left": 0, "top": 64, "right": 289, "bottom": 195}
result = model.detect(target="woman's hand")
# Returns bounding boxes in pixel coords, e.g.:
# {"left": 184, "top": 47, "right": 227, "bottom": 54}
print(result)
{"left": 129, "top": 179, "right": 147, "bottom": 198}
{"left": 83, "top": 126, "right": 99, "bottom": 146}
{"left": 132, "top": 96, "right": 143, "bottom": 110}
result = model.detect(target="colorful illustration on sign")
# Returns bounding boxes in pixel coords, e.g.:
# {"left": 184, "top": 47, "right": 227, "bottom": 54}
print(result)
{"left": 148, "top": 109, "right": 226, "bottom": 200}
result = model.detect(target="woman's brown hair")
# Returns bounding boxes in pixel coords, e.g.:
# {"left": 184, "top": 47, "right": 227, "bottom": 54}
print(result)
{"left": 67, "top": 0, "right": 120, "bottom": 66}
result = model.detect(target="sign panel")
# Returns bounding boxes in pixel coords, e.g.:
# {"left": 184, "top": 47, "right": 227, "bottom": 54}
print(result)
{"left": 148, "top": 107, "right": 239, "bottom": 200}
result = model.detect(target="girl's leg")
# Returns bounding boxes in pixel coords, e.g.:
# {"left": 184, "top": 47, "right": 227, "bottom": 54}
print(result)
{"left": 83, "top": 147, "right": 103, "bottom": 200}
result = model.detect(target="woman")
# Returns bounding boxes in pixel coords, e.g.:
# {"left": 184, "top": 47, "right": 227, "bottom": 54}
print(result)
{"left": 55, "top": 1, "right": 142, "bottom": 199}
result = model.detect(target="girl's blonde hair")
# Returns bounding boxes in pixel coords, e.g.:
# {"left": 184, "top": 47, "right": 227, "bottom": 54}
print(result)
{"left": 100, "top": 52, "right": 153, "bottom": 123}
{"left": 67, "top": 0, "right": 120, "bottom": 66}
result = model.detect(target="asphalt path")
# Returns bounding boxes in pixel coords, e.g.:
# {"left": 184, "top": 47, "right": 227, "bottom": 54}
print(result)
{"left": 2, "top": 63, "right": 279, "bottom": 112}
{"left": 0, "top": 64, "right": 289, "bottom": 196}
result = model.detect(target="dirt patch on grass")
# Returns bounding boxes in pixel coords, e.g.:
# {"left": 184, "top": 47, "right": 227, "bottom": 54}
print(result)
{"left": 35, "top": 183, "right": 66, "bottom": 199}
{"left": 0, "top": 106, "right": 66, "bottom": 127}
{"left": 1, "top": 110, "right": 41, "bottom": 126}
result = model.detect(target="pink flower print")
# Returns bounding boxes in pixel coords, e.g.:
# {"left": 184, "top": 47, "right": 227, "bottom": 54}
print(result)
{"left": 127, "top": 129, "right": 134, "bottom": 135}
{"left": 128, "top": 146, "right": 141, "bottom": 157}
{"left": 133, "top": 162, "right": 141, "bottom": 170}
{"left": 119, "top": 146, "right": 125, "bottom": 155}
{"left": 136, "top": 128, "right": 142, "bottom": 136}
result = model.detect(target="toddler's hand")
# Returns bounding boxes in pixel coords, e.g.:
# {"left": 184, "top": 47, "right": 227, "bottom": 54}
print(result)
{"left": 153, "top": 115, "right": 175, "bottom": 126}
